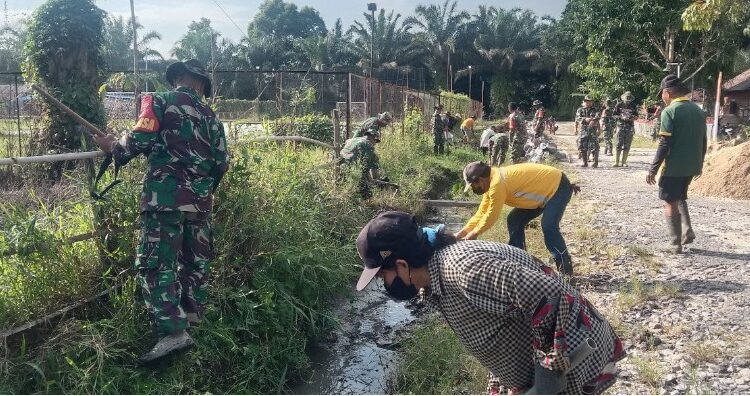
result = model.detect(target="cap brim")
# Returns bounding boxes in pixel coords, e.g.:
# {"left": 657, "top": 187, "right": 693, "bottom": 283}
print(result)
{"left": 463, "top": 182, "right": 472, "bottom": 194}
{"left": 356, "top": 266, "right": 381, "bottom": 291}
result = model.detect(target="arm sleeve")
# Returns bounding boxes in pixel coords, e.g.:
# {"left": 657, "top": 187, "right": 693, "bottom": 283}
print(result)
{"left": 470, "top": 182, "right": 506, "bottom": 235}
{"left": 464, "top": 193, "right": 490, "bottom": 230}
{"left": 211, "top": 120, "right": 230, "bottom": 192}
{"left": 649, "top": 135, "right": 671, "bottom": 175}
{"left": 112, "top": 94, "right": 164, "bottom": 166}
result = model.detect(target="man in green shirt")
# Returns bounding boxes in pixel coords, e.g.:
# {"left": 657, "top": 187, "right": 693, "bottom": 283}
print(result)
{"left": 647, "top": 74, "right": 707, "bottom": 253}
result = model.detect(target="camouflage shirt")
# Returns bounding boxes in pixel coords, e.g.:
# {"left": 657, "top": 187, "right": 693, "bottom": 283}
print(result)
{"left": 600, "top": 108, "right": 616, "bottom": 131}
{"left": 340, "top": 136, "right": 379, "bottom": 170}
{"left": 432, "top": 111, "right": 445, "bottom": 137}
{"left": 575, "top": 107, "right": 599, "bottom": 132}
{"left": 354, "top": 117, "right": 382, "bottom": 137}
{"left": 112, "top": 87, "right": 229, "bottom": 213}
{"left": 614, "top": 101, "right": 638, "bottom": 127}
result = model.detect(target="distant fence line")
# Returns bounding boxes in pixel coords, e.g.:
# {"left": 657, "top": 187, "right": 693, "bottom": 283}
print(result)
{"left": 1, "top": 70, "right": 482, "bottom": 159}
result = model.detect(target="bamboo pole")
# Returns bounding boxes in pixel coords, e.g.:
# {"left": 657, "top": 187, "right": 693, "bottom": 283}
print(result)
{"left": 30, "top": 84, "right": 106, "bottom": 137}
{"left": 244, "top": 135, "right": 334, "bottom": 149}
{"left": 0, "top": 151, "right": 105, "bottom": 166}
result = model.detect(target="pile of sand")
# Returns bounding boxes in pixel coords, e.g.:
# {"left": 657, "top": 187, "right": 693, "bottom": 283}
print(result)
{"left": 691, "top": 140, "right": 750, "bottom": 200}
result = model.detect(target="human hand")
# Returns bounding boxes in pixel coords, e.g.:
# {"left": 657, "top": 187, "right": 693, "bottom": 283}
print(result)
{"left": 92, "top": 133, "right": 118, "bottom": 153}
{"left": 646, "top": 173, "right": 657, "bottom": 185}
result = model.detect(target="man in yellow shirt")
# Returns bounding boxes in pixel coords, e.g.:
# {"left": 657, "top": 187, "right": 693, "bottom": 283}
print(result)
{"left": 460, "top": 115, "right": 476, "bottom": 143}
{"left": 455, "top": 161, "right": 579, "bottom": 275}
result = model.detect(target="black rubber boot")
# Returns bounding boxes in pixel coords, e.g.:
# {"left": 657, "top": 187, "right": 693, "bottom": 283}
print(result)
{"left": 580, "top": 150, "right": 588, "bottom": 167}
{"left": 554, "top": 254, "right": 574, "bottom": 276}
{"left": 666, "top": 215, "right": 682, "bottom": 254}
{"left": 678, "top": 200, "right": 695, "bottom": 244}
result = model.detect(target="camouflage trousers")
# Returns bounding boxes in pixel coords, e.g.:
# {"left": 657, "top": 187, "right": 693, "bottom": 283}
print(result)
{"left": 433, "top": 132, "right": 445, "bottom": 155}
{"left": 603, "top": 128, "right": 614, "bottom": 154}
{"left": 489, "top": 136, "right": 509, "bottom": 166}
{"left": 578, "top": 128, "right": 600, "bottom": 154}
{"left": 136, "top": 211, "right": 213, "bottom": 336}
{"left": 510, "top": 131, "right": 527, "bottom": 163}
{"left": 616, "top": 124, "right": 634, "bottom": 151}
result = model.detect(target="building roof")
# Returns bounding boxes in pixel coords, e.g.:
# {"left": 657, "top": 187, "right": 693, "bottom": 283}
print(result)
{"left": 723, "top": 68, "right": 750, "bottom": 92}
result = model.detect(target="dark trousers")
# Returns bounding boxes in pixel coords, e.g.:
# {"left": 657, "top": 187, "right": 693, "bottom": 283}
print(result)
{"left": 507, "top": 175, "right": 572, "bottom": 261}
{"left": 434, "top": 134, "right": 445, "bottom": 155}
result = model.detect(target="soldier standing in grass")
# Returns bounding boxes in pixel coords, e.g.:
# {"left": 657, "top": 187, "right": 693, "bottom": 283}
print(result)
{"left": 600, "top": 99, "right": 616, "bottom": 156}
{"left": 92, "top": 59, "right": 229, "bottom": 363}
{"left": 432, "top": 104, "right": 445, "bottom": 155}
{"left": 340, "top": 130, "right": 382, "bottom": 199}
{"left": 647, "top": 75, "right": 706, "bottom": 254}
{"left": 575, "top": 96, "right": 599, "bottom": 167}
{"left": 354, "top": 112, "right": 392, "bottom": 138}
{"left": 531, "top": 99, "right": 545, "bottom": 137}
{"left": 614, "top": 91, "right": 638, "bottom": 167}
{"left": 507, "top": 102, "right": 527, "bottom": 163}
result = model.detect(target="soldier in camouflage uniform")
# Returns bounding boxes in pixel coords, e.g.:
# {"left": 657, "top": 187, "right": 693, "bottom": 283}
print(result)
{"left": 614, "top": 91, "right": 638, "bottom": 167}
{"left": 340, "top": 130, "right": 381, "bottom": 199}
{"left": 93, "top": 60, "right": 229, "bottom": 363}
{"left": 574, "top": 96, "right": 599, "bottom": 167}
{"left": 354, "top": 112, "right": 392, "bottom": 138}
{"left": 507, "top": 102, "right": 527, "bottom": 163}
{"left": 488, "top": 125, "right": 509, "bottom": 166}
{"left": 531, "top": 99, "right": 545, "bottom": 137}
{"left": 600, "top": 99, "right": 616, "bottom": 156}
{"left": 433, "top": 104, "right": 445, "bottom": 155}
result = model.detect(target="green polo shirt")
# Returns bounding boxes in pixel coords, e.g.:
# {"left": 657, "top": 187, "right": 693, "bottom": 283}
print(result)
{"left": 659, "top": 97, "right": 706, "bottom": 177}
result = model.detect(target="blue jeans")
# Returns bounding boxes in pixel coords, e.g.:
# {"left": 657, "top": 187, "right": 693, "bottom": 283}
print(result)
{"left": 507, "top": 174, "right": 572, "bottom": 261}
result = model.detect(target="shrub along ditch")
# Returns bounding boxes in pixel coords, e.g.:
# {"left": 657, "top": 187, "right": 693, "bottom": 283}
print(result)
{"left": 0, "top": 110, "right": 481, "bottom": 393}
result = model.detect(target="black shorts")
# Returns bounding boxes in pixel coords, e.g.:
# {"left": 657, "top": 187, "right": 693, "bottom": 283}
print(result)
{"left": 658, "top": 176, "right": 693, "bottom": 202}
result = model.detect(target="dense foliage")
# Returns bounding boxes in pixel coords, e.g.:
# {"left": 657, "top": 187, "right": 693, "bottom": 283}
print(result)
{"left": 23, "top": 0, "right": 107, "bottom": 155}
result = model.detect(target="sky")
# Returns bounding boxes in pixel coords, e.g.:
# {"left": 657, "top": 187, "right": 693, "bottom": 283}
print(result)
{"left": 4, "top": 0, "right": 567, "bottom": 56}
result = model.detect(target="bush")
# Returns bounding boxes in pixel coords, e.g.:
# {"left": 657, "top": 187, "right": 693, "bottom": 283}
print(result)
{"left": 265, "top": 114, "right": 334, "bottom": 144}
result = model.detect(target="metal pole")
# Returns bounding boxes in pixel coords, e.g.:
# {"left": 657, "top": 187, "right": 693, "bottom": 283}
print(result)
{"left": 711, "top": 71, "right": 722, "bottom": 142}
{"left": 210, "top": 31, "right": 216, "bottom": 100}
{"left": 129, "top": 0, "right": 139, "bottom": 119}
{"left": 370, "top": 9, "right": 375, "bottom": 116}
{"left": 469, "top": 66, "right": 472, "bottom": 98}
{"left": 481, "top": 80, "right": 485, "bottom": 119}
{"left": 14, "top": 74, "right": 21, "bottom": 156}
{"left": 346, "top": 73, "right": 352, "bottom": 139}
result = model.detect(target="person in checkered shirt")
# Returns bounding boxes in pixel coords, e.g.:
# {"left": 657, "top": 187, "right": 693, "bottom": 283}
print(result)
{"left": 356, "top": 211, "right": 625, "bottom": 394}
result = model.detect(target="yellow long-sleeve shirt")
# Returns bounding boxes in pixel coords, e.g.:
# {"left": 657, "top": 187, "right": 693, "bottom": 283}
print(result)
{"left": 465, "top": 164, "right": 563, "bottom": 235}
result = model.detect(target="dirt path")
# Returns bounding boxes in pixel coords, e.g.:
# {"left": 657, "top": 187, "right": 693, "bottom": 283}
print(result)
{"left": 554, "top": 122, "right": 750, "bottom": 394}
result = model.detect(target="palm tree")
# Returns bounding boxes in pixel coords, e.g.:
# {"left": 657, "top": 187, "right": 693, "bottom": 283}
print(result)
{"left": 348, "top": 9, "right": 427, "bottom": 76}
{"left": 408, "top": 0, "right": 469, "bottom": 89}
{"left": 102, "top": 15, "right": 163, "bottom": 70}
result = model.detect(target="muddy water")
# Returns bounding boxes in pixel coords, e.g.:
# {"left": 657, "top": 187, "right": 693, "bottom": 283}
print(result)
{"left": 291, "top": 206, "right": 473, "bottom": 395}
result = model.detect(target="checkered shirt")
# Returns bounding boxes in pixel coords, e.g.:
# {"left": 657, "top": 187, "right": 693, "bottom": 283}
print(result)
{"left": 427, "top": 240, "right": 625, "bottom": 394}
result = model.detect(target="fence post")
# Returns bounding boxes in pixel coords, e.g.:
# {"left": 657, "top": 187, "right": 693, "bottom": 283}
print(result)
{"left": 346, "top": 73, "right": 352, "bottom": 140}
{"left": 14, "top": 74, "right": 22, "bottom": 157}
{"left": 332, "top": 109, "right": 341, "bottom": 158}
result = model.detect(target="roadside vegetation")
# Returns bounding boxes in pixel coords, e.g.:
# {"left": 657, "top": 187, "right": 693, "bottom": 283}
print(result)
{"left": 0, "top": 110, "right": 482, "bottom": 393}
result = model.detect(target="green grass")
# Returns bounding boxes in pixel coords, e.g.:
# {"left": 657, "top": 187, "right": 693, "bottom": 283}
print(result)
{"left": 630, "top": 134, "right": 659, "bottom": 149}
{"left": 395, "top": 316, "right": 487, "bottom": 395}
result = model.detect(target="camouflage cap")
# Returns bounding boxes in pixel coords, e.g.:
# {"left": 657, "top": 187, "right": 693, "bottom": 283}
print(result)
{"left": 378, "top": 112, "right": 393, "bottom": 123}
{"left": 621, "top": 91, "right": 634, "bottom": 102}
{"left": 583, "top": 95, "right": 593, "bottom": 101}
{"left": 532, "top": 99, "right": 543, "bottom": 107}
{"left": 166, "top": 59, "right": 213, "bottom": 98}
